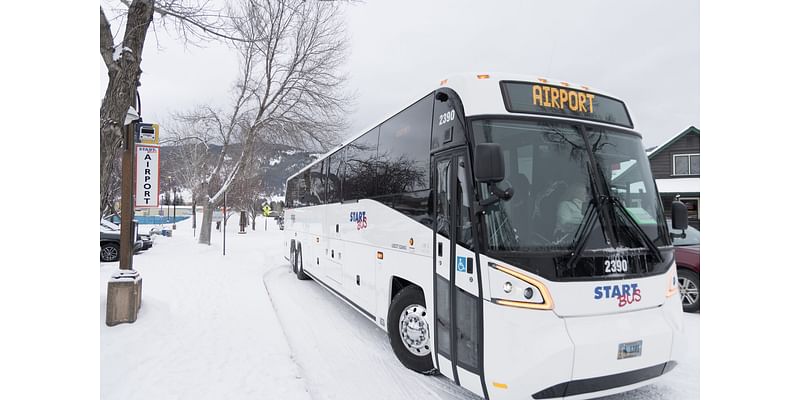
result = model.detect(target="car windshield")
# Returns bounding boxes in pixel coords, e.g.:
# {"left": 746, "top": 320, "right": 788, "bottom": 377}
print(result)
{"left": 670, "top": 224, "right": 700, "bottom": 246}
{"left": 472, "top": 119, "right": 668, "bottom": 252}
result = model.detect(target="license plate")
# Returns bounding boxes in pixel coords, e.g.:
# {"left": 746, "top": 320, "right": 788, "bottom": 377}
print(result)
{"left": 617, "top": 340, "right": 642, "bottom": 359}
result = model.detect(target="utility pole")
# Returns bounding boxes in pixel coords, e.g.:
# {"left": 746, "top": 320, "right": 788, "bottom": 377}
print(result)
{"left": 106, "top": 109, "right": 143, "bottom": 326}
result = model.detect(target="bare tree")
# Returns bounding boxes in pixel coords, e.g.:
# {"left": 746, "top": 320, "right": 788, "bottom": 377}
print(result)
{"left": 99, "top": 0, "right": 256, "bottom": 219}
{"left": 192, "top": 0, "right": 350, "bottom": 245}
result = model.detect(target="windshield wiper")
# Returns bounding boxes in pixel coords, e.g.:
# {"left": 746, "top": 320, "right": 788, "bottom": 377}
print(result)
{"left": 609, "top": 196, "right": 664, "bottom": 263}
{"left": 587, "top": 157, "right": 664, "bottom": 264}
{"left": 565, "top": 164, "right": 607, "bottom": 271}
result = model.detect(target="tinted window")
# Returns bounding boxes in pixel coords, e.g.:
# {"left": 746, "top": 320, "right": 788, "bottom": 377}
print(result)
{"left": 436, "top": 275, "right": 451, "bottom": 357}
{"left": 456, "top": 289, "right": 479, "bottom": 370}
{"left": 435, "top": 158, "right": 451, "bottom": 239}
{"left": 385, "top": 190, "right": 433, "bottom": 228}
{"left": 376, "top": 94, "right": 434, "bottom": 195}
{"left": 285, "top": 178, "right": 297, "bottom": 208}
{"left": 455, "top": 155, "right": 473, "bottom": 249}
{"left": 343, "top": 128, "right": 379, "bottom": 201}
{"left": 298, "top": 169, "right": 313, "bottom": 207}
{"left": 327, "top": 149, "right": 344, "bottom": 203}
{"left": 310, "top": 160, "right": 326, "bottom": 205}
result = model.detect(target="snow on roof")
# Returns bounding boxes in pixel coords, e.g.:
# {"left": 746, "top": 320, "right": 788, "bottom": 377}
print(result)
{"left": 655, "top": 177, "right": 700, "bottom": 194}
{"left": 647, "top": 126, "right": 700, "bottom": 158}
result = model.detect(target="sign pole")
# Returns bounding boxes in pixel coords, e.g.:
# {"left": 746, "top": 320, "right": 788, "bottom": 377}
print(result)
{"left": 119, "top": 123, "right": 135, "bottom": 271}
{"left": 106, "top": 120, "right": 142, "bottom": 326}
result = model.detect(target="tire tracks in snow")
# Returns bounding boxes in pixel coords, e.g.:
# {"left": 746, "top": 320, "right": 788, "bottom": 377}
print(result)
{"left": 262, "top": 262, "right": 321, "bottom": 400}
{"left": 262, "top": 259, "right": 480, "bottom": 400}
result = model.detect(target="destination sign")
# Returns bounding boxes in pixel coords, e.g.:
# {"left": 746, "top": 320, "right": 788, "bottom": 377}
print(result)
{"left": 500, "top": 81, "right": 633, "bottom": 128}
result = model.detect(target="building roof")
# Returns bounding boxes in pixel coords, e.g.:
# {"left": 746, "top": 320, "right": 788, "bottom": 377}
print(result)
{"left": 655, "top": 177, "right": 700, "bottom": 194}
{"left": 647, "top": 126, "right": 700, "bottom": 159}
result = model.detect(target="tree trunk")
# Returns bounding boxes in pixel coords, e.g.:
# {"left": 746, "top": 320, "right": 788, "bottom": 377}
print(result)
{"left": 198, "top": 196, "right": 215, "bottom": 245}
{"left": 99, "top": 1, "right": 156, "bottom": 219}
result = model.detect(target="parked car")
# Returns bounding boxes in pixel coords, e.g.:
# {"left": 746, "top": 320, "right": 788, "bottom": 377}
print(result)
{"left": 100, "top": 222, "right": 143, "bottom": 262}
{"left": 102, "top": 218, "right": 153, "bottom": 250}
{"left": 669, "top": 221, "right": 700, "bottom": 313}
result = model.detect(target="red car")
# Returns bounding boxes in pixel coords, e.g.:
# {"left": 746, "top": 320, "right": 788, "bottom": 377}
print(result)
{"left": 670, "top": 223, "right": 700, "bottom": 312}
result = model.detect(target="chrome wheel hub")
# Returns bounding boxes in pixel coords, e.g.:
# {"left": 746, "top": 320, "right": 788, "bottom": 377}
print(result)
{"left": 102, "top": 247, "right": 118, "bottom": 261}
{"left": 678, "top": 276, "right": 699, "bottom": 306}
{"left": 399, "top": 304, "right": 430, "bottom": 356}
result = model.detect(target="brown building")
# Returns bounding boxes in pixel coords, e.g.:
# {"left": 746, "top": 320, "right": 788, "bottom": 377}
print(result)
{"left": 647, "top": 126, "right": 700, "bottom": 229}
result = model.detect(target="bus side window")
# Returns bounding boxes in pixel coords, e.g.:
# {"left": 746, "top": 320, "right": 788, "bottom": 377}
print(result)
{"left": 456, "top": 156, "right": 473, "bottom": 249}
{"left": 436, "top": 159, "right": 451, "bottom": 238}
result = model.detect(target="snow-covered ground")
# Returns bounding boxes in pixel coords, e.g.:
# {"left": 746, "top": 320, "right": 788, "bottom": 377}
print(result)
{"left": 100, "top": 215, "right": 699, "bottom": 399}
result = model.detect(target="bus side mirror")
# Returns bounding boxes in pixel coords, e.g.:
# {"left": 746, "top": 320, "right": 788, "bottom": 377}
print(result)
{"left": 475, "top": 143, "right": 505, "bottom": 183}
{"left": 671, "top": 201, "right": 689, "bottom": 230}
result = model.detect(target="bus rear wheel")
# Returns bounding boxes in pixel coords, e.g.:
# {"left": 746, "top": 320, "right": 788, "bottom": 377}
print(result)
{"left": 290, "top": 242, "right": 298, "bottom": 274}
{"left": 388, "top": 286, "right": 436, "bottom": 374}
{"left": 295, "top": 246, "right": 310, "bottom": 280}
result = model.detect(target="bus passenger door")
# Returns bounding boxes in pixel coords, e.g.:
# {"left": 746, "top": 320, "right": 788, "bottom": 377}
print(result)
{"left": 433, "top": 150, "right": 484, "bottom": 397}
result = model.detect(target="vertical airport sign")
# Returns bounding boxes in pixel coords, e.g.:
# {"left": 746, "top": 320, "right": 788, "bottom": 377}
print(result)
{"left": 135, "top": 144, "right": 160, "bottom": 208}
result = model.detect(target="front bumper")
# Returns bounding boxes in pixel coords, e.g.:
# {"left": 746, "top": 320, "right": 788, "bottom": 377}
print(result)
{"left": 482, "top": 294, "right": 684, "bottom": 400}
{"left": 533, "top": 361, "right": 676, "bottom": 399}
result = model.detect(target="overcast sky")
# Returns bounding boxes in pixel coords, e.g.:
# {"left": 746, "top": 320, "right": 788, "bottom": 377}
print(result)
{"left": 100, "top": 0, "right": 698, "bottom": 149}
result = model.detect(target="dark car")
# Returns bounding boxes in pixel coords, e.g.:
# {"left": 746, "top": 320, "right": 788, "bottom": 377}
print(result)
{"left": 102, "top": 219, "right": 153, "bottom": 250}
{"left": 100, "top": 222, "right": 143, "bottom": 262}
{"left": 669, "top": 222, "right": 700, "bottom": 313}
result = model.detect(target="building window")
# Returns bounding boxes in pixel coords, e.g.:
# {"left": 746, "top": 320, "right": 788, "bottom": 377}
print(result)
{"left": 673, "top": 153, "right": 700, "bottom": 176}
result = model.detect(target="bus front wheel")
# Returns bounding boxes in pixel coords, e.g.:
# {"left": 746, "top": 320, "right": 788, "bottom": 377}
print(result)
{"left": 388, "top": 286, "right": 436, "bottom": 375}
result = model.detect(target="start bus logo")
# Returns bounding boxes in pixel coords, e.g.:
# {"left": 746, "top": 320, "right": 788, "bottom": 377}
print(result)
{"left": 350, "top": 211, "right": 367, "bottom": 230}
{"left": 593, "top": 283, "right": 642, "bottom": 308}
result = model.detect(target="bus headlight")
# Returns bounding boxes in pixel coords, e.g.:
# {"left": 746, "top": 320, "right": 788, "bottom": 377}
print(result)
{"left": 666, "top": 262, "right": 679, "bottom": 298}
{"left": 488, "top": 263, "right": 553, "bottom": 310}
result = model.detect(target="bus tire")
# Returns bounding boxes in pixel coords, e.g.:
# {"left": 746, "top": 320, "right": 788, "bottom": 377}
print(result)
{"left": 388, "top": 286, "right": 436, "bottom": 375}
{"left": 295, "top": 246, "right": 310, "bottom": 281}
{"left": 290, "top": 241, "right": 297, "bottom": 274}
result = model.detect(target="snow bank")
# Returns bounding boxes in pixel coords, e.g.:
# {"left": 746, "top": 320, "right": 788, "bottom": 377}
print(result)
{"left": 100, "top": 216, "right": 311, "bottom": 400}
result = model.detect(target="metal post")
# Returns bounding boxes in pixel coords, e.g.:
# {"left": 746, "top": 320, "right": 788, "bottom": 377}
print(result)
{"left": 192, "top": 201, "right": 196, "bottom": 237}
{"left": 223, "top": 191, "right": 227, "bottom": 256}
{"left": 106, "top": 121, "right": 142, "bottom": 326}
{"left": 172, "top": 186, "right": 177, "bottom": 230}
{"left": 119, "top": 123, "right": 135, "bottom": 271}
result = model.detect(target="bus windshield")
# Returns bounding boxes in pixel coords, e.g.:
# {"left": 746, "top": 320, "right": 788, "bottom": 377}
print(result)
{"left": 472, "top": 119, "right": 668, "bottom": 252}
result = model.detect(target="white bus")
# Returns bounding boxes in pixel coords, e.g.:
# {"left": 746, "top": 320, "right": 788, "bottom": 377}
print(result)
{"left": 283, "top": 73, "right": 688, "bottom": 400}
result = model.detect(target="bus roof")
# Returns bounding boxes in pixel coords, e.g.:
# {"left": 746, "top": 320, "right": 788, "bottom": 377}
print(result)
{"left": 287, "top": 72, "right": 635, "bottom": 182}
{"left": 440, "top": 72, "right": 627, "bottom": 118}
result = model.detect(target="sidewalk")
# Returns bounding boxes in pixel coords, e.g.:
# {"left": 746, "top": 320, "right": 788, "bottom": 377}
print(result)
{"left": 100, "top": 216, "right": 311, "bottom": 400}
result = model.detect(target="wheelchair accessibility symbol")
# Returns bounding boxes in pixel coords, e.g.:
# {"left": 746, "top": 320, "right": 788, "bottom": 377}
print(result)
{"left": 456, "top": 256, "right": 467, "bottom": 273}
